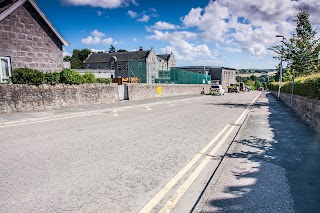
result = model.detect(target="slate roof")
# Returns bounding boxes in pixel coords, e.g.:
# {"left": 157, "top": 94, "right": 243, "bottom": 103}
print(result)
{"left": 157, "top": 54, "right": 170, "bottom": 61}
{"left": 84, "top": 50, "right": 151, "bottom": 63}
{"left": 0, "top": 0, "right": 16, "bottom": 14}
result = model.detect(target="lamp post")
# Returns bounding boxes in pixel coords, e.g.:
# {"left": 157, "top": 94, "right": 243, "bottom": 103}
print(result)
{"left": 276, "top": 35, "right": 285, "bottom": 100}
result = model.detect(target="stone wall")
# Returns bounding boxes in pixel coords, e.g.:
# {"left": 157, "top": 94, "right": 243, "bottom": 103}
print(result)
{"left": 0, "top": 84, "right": 210, "bottom": 113}
{"left": 128, "top": 84, "right": 211, "bottom": 101}
{"left": 0, "top": 84, "right": 119, "bottom": 113}
{"left": 0, "top": 1, "right": 64, "bottom": 72}
{"left": 271, "top": 91, "right": 320, "bottom": 133}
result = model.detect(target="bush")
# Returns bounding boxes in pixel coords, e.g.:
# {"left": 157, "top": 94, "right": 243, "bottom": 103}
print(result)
{"left": 60, "top": 68, "right": 86, "bottom": 85}
{"left": 83, "top": 72, "right": 97, "bottom": 83}
{"left": 45, "top": 72, "right": 60, "bottom": 85}
{"left": 269, "top": 72, "right": 320, "bottom": 98}
{"left": 96, "top": 78, "right": 112, "bottom": 84}
{"left": 11, "top": 68, "right": 45, "bottom": 85}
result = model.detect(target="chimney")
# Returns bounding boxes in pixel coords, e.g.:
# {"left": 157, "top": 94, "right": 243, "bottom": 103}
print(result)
{"left": 139, "top": 46, "right": 143, "bottom": 51}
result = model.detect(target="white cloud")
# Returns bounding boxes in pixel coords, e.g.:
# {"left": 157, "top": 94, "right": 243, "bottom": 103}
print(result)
{"left": 102, "top": 38, "right": 113, "bottom": 45}
{"left": 132, "top": 38, "right": 138, "bottom": 42}
{"left": 92, "top": 29, "right": 105, "bottom": 37}
{"left": 128, "top": 10, "right": 137, "bottom": 18}
{"left": 181, "top": 0, "right": 320, "bottom": 57}
{"left": 224, "top": 47, "right": 242, "bottom": 53}
{"left": 97, "top": 11, "right": 103, "bottom": 16}
{"left": 61, "top": 0, "right": 137, "bottom": 8}
{"left": 91, "top": 48, "right": 105, "bottom": 53}
{"left": 82, "top": 30, "right": 116, "bottom": 46}
{"left": 82, "top": 36, "right": 101, "bottom": 45}
{"left": 151, "top": 21, "right": 179, "bottom": 30}
{"left": 138, "top": 15, "right": 150, "bottom": 22}
{"left": 63, "top": 50, "right": 71, "bottom": 57}
{"left": 146, "top": 30, "right": 197, "bottom": 41}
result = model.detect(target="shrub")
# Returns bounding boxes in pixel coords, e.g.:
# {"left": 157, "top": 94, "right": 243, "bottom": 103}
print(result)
{"left": 11, "top": 68, "right": 45, "bottom": 85}
{"left": 83, "top": 72, "right": 97, "bottom": 83}
{"left": 269, "top": 72, "right": 320, "bottom": 98}
{"left": 45, "top": 72, "right": 60, "bottom": 85}
{"left": 60, "top": 68, "right": 86, "bottom": 85}
{"left": 96, "top": 78, "right": 112, "bottom": 84}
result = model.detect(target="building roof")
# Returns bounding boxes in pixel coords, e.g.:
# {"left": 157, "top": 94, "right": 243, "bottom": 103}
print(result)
{"left": 157, "top": 54, "right": 170, "bottom": 61}
{"left": 0, "top": 0, "right": 68, "bottom": 46}
{"left": 84, "top": 50, "right": 151, "bottom": 63}
{"left": 175, "top": 66, "right": 238, "bottom": 71}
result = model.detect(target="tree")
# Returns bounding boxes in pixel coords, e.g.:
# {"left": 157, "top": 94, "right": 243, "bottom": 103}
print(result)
{"left": 109, "top": 45, "right": 116, "bottom": 53}
{"left": 63, "top": 55, "right": 71, "bottom": 62}
{"left": 271, "top": 7, "right": 320, "bottom": 75}
{"left": 250, "top": 75, "right": 257, "bottom": 81}
{"left": 117, "top": 49, "right": 127, "bottom": 52}
{"left": 70, "top": 49, "right": 91, "bottom": 69}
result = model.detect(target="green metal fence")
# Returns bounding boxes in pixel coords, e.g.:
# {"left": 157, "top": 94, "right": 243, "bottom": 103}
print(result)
{"left": 128, "top": 61, "right": 147, "bottom": 83}
{"left": 127, "top": 62, "right": 211, "bottom": 84}
{"left": 156, "top": 68, "right": 211, "bottom": 84}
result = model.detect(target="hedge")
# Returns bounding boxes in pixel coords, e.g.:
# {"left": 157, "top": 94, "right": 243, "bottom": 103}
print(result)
{"left": 10, "top": 68, "right": 112, "bottom": 85}
{"left": 269, "top": 73, "right": 320, "bottom": 98}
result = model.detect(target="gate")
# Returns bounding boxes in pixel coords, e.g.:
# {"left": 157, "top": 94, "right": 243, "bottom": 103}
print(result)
{"left": 118, "top": 85, "right": 129, "bottom": 101}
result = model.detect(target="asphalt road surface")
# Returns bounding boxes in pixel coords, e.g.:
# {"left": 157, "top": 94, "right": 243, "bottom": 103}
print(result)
{"left": 0, "top": 91, "right": 260, "bottom": 213}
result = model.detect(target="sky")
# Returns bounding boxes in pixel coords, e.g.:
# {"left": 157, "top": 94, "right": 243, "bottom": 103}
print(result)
{"left": 37, "top": 0, "right": 320, "bottom": 69}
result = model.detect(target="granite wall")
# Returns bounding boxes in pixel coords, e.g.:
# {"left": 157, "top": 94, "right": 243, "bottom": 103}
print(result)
{"left": 271, "top": 91, "right": 320, "bottom": 133}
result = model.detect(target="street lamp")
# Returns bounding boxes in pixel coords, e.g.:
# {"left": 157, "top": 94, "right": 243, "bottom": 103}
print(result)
{"left": 276, "top": 35, "right": 285, "bottom": 100}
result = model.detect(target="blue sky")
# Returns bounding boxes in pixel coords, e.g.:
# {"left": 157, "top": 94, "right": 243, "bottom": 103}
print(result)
{"left": 37, "top": 0, "right": 320, "bottom": 69}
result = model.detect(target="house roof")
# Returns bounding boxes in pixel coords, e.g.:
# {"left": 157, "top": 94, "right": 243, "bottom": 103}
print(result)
{"left": 84, "top": 50, "right": 151, "bottom": 63}
{"left": 157, "top": 54, "right": 170, "bottom": 61}
{"left": 0, "top": 0, "right": 68, "bottom": 46}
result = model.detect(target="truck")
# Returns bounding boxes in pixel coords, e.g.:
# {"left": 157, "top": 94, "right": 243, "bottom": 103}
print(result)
{"left": 227, "top": 84, "right": 240, "bottom": 93}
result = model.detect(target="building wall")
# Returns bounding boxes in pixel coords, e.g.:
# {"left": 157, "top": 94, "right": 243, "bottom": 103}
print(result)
{"left": 0, "top": 2, "right": 64, "bottom": 72}
{"left": 146, "top": 49, "right": 158, "bottom": 83}
{"left": 167, "top": 54, "right": 176, "bottom": 68}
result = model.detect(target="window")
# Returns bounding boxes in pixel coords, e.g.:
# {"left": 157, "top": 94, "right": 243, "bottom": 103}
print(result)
{"left": 105, "top": 64, "right": 108, "bottom": 69}
{"left": 86, "top": 65, "right": 90, "bottom": 69}
{"left": 117, "top": 64, "right": 121, "bottom": 70}
{"left": 97, "top": 65, "right": 100, "bottom": 69}
{"left": 138, "top": 62, "right": 142, "bottom": 69}
{"left": 111, "top": 62, "right": 115, "bottom": 69}
{"left": 0, "top": 57, "right": 11, "bottom": 83}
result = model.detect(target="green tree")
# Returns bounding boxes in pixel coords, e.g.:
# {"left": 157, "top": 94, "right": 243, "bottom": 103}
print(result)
{"left": 70, "top": 49, "right": 91, "bottom": 69}
{"left": 109, "top": 45, "right": 116, "bottom": 53}
{"left": 271, "top": 7, "right": 320, "bottom": 75}
{"left": 117, "top": 49, "right": 127, "bottom": 52}
{"left": 250, "top": 75, "right": 257, "bottom": 81}
{"left": 63, "top": 55, "right": 71, "bottom": 61}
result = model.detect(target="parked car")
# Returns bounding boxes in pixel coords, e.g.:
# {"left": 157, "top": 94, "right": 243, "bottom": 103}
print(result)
{"left": 209, "top": 85, "right": 225, "bottom": 96}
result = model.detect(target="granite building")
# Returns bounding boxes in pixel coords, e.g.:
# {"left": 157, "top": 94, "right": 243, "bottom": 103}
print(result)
{"left": 0, "top": 0, "right": 68, "bottom": 82}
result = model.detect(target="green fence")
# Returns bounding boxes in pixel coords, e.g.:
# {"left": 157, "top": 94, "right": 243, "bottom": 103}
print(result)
{"left": 156, "top": 68, "right": 211, "bottom": 84}
{"left": 127, "top": 62, "right": 211, "bottom": 84}
{"left": 128, "top": 61, "right": 147, "bottom": 83}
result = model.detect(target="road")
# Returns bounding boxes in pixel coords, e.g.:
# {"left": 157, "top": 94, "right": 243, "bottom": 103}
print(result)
{"left": 0, "top": 91, "right": 260, "bottom": 213}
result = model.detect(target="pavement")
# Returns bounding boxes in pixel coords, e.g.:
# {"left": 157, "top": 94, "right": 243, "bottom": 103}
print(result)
{"left": 194, "top": 92, "right": 320, "bottom": 213}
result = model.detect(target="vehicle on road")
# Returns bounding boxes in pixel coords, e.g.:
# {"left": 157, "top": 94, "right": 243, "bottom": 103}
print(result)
{"left": 209, "top": 85, "right": 225, "bottom": 96}
{"left": 227, "top": 84, "right": 240, "bottom": 93}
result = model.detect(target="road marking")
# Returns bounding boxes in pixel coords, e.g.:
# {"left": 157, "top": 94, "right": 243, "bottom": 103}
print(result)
{"left": 145, "top": 106, "right": 152, "bottom": 111}
{"left": 159, "top": 125, "right": 236, "bottom": 213}
{"left": 139, "top": 125, "right": 230, "bottom": 213}
{"left": 113, "top": 110, "right": 119, "bottom": 116}
{"left": 140, "top": 92, "right": 261, "bottom": 213}
{"left": 0, "top": 112, "right": 104, "bottom": 128}
{"left": 235, "top": 92, "right": 261, "bottom": 125}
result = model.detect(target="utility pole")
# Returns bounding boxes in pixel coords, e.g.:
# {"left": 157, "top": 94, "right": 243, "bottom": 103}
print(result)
{"left": 276, "top": 35, "right": 285, "bottom": 100}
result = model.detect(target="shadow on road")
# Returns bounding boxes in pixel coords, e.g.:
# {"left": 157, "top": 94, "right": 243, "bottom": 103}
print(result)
{"left": 202, "top": 93, "right": 320, "bottom": 212}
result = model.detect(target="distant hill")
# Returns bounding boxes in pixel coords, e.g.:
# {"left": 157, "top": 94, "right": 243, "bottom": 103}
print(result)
{"left": 239, "top": 69, "right": 276, "bottom": 74}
